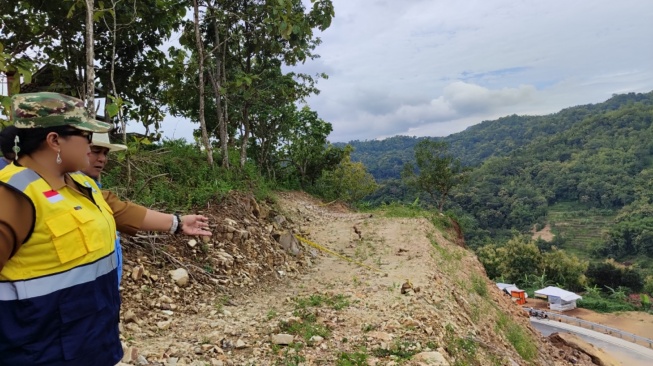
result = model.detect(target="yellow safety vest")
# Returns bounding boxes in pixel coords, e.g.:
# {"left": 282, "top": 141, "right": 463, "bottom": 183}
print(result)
{"left": 0, "top": 165, "right": 122, "bottom": 366}
{"left": 0, "top": 166, "right": 116, "bottom": 281}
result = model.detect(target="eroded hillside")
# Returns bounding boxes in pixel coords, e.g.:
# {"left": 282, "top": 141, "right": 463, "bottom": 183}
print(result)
{"left": 116, "top": 191, "right": 609, "bottom": 366}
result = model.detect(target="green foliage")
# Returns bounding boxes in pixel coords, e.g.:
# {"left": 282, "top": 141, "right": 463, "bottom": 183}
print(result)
{"left": 402, "top": 140, "right": 468, "bottom": 212}
{"left": 643, "top": 275, "right": 653, "bottom": 295}
{"left": 273, "top": 343, "right": 306, "bottom": 366}
{"left": 2, "top": 0, "right": 187, "bottom": 134}
{"left": 444, "top": 324, "right": 479, "bottom": 366}
{"left": 102, "top": 139, "right": 272, "bottom": 211}
{"left": 542, "top": 248, "right": 588, "bottom": 291}
{"left": 371, "top": 201, "right": 429, "bottom": 218}
{"left": 279, "top": 311, "right": 330, "bottom": 342}
{"left": 293, "top": 294, "right": 351, "bottom": 311}
{"left": 495, "top": 312, "right": 537, "bottom": 362}
{"left": 476, "top": 236, "right": 544, "bottom": 284}
{"left": 471, "top": 274, "right": 488, "bottom": 297}
{"left": 577, "top": 297, "right": 636, "bottom": 313}
{"left": 345, "top": 92, "right": 653, "bottom": 269}
{"left": 585, "top": 260, "right": 643, "bottom": 293}
{"left": 371, "top": 340, "right": 421, "bottom": 360}
{"left": 313, "top": 148, "right": 378, "bottom": 203}
{"left": 336, "top": 350, "right": 368, "bottom": 366}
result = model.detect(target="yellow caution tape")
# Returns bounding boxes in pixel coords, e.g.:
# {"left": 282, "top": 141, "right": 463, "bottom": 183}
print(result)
{"left": 294, "top": 234, "right": 384, "bottom": 273}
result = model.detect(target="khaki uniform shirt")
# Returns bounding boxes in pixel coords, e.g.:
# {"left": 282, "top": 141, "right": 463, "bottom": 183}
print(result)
{"left": 0, "top": 156, "right": 147, "bottom": 271}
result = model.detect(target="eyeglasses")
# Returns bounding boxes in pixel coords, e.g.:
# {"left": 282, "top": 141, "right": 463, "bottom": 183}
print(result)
{"left": 61, "top": 130, "right": 93, "bottom": 144}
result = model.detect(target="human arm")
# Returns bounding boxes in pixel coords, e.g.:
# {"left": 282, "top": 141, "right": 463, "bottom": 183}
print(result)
{"left": 0, "top": 186, "right": 35, "bottom": 271}
{"left": 102, "top": 190, "right": 211, "bottom": 236}
{"left": 141, "top": 210, "right": 211, "bottom": 236}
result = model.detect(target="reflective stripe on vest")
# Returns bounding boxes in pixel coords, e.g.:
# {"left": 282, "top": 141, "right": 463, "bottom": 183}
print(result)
{"left": 0, "top": 254, "right": 115, "bottom": 301}
{"left": 0, "top": 165, "right": 122, "bottom": 365}
{"left": 6, "top": 168, "right": 40, "bottom": 191}
{"left": 0, "top": 165, "right": 116, "bottom": 281}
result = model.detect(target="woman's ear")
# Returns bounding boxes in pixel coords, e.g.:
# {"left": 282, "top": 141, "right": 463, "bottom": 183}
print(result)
{"left": 45, "top": 132, "right": 62, "bottom": 152}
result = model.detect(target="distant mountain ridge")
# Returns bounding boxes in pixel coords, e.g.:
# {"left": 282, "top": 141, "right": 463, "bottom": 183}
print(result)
{"left": 338, "top": 91, "right": 653, "bottom": 255}
{"left": 338, "top": 91, "right": 653, "bottom": 181}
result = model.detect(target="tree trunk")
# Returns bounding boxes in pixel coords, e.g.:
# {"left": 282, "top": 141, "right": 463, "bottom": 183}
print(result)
{"left": 108, "top": 0, "right": 131, "bottom": 184}
{"left": 84, "top": 0, "right": 95, "bottom": 117}
{"left": 240, "top": 107, "right": 250, "bottom": 168}
{"left": 193, "top": 0, "right": 214, "bottom": 166}
{"left": 220, "top": 28, "right": 229, "bottom": 168}
{"left": 207, "top": 9, "right": 228, "bottom": 168}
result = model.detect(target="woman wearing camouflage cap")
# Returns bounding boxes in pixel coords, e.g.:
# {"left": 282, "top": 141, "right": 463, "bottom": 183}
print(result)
{"left": 0, "top": 92, "right": 212, "bottom": 366}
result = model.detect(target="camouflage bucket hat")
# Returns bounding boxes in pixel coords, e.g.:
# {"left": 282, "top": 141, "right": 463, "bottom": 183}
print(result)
{"left": 11, "top": 92, "right": 112, "bottom": 133}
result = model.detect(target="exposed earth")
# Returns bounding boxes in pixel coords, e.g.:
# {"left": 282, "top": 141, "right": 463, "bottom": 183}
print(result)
{"left": 115, "top": 191, "right": 639, "bottom": 365}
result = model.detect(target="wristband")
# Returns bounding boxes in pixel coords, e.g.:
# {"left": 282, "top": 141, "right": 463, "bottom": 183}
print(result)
{"left": 169, "top": 214, "right": 178, "bottom": 234}
{"left": 174, "top": 214, "right": 183, "bottom": 235}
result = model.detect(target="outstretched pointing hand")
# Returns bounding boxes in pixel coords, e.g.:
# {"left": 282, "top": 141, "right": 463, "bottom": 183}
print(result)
{"left": 181, "top": 215, "right": 212, "bottom": 236}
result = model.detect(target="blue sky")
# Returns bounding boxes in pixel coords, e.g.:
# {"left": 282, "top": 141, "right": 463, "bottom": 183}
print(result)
{"left": 146, "top": 0, "right": 653, "bottom": 143}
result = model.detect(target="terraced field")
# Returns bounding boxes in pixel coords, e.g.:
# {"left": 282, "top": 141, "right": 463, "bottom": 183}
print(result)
{"left": 546, "top": 202, "right": 617, "bottom": 258}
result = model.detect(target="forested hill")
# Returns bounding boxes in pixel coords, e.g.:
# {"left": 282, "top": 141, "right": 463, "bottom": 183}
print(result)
{"left": 339, "top": 91, "right": 653, "bottom": 180}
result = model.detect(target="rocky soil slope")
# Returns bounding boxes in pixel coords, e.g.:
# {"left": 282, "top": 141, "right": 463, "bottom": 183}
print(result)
{"left": 116, "top": 191, "right": 613, "bottom": 366}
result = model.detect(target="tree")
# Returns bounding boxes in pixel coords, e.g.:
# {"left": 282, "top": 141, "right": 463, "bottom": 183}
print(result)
{"left": 192, "top": 0, "right": 214, "bottom": 165}
{"left": 542, "top": 247, "right": 588, "bottom": 291}
{"left": 276, "top": 106, "right": 340, "bottom": 187}
{"left": 1, "top": 0, "right": 186, "bottom": 134}
{"left": 402, "top": 140, "right": 468, "bottom": 212}
{"left": 315, "top": 147, "right": 379, "bottom": 203}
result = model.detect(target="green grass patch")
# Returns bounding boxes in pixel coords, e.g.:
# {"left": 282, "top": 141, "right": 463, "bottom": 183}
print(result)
{"left": 371, "top": 340, "right": 421, "bottom": 360}
{"left": 366, "top": 201, "right": 429, "bottom": 218}
{"left": 273, "top": 342, "right": 306, "bottom": 366}
{"left": 336, "top": 349, "right": 368, "bottom": 366}
{"left": 495, "top": 312, "right": 537, "bottom": 362}
{"left": 293, "top": 294, "right": 351, "bottom": 311}
{"left": 471, "top": 274, "right": 488, "bottom": 297}
{"left": 577, "top": 297, "right": 636, "bottom": 313}
{"left": 103, "top": 140, "right": 274, "bottom": 211}
{"left": 444, "top": 323, "right": 479, "bottom": 366}
{"left": 279, "top": 309, "right": 330, "bottom": 342}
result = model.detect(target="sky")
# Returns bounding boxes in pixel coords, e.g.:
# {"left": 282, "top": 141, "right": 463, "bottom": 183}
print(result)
{"left": 144, "top": 0, "right": 653, "bottom": 143}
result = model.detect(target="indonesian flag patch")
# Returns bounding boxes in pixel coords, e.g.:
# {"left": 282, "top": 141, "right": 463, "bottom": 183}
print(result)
{"left": 43, "top": 190, "right": 64, "bottom": 203}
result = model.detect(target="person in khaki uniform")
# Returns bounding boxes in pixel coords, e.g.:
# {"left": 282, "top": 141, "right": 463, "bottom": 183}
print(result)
{"left": 81, "top": 132, "right": 128, "bottom": 288}
{"left": 0, "top": 92, "right": 211, "bottom": 366}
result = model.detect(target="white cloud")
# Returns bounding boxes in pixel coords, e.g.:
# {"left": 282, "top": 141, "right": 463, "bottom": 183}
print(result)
{"left": 291, "top": 0, "right": 653, "bottom": 142}
{"left": 157, "top": 0, "right": 653, "bottom": 143}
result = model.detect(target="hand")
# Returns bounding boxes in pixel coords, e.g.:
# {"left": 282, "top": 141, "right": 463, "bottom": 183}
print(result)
{"left": 180, "top": 215, "right": 212, "bottom": 236}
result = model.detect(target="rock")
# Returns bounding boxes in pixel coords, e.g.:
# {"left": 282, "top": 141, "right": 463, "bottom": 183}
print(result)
{"left": 121, "top": 346, "right": 139, "bottom": 363}
{"left": 275, "top": 231, "right": 301, "bottom": 256}
{"left": 125, "top": 323, "right": 141, "bottom": 333}
{"left": 367, "top": 331, "right": 393, "bottom": 342}
{"left": 188, "top": 239, "right": 198, "bottom": 248}
{"left": 412, "top": 351, "right": 449, "bottom": 365}
{"left": 309, "top": 335, "right": 324, "bottom": 344}
{"left": 131, "top": 266, "right": 144, "bottom": 281}
{"left": 271, "top": 334, "right": 294, "bottom": 345}
{"left": 273, "top": 215, "right": 286, "bottom": 227}
{"left": 136, "top": 355, "right": 148, "bottom": 365}
{"left": 157, "top": 320, "right": 172, "bottom": 330}
{"left": 169, "top": 268, "right": 190, "bottom": 287}
{"left": 235, "top": 339, "right": 247, "bottom": 349}
{"left": 123, "top": 310, "right": 138, "bottom": 324}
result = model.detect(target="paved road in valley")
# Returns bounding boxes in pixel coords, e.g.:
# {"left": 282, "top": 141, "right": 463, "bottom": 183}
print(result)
{"left": 531, "top": 317, "right": 653, "bottom": 366}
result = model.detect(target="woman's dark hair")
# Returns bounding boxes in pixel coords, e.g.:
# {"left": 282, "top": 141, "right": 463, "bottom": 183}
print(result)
{"left": 0, "top": 125, "right": 19, "bottom": 159}
{"left": 0, "top": 125, "right": 78, "bottom": 158}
